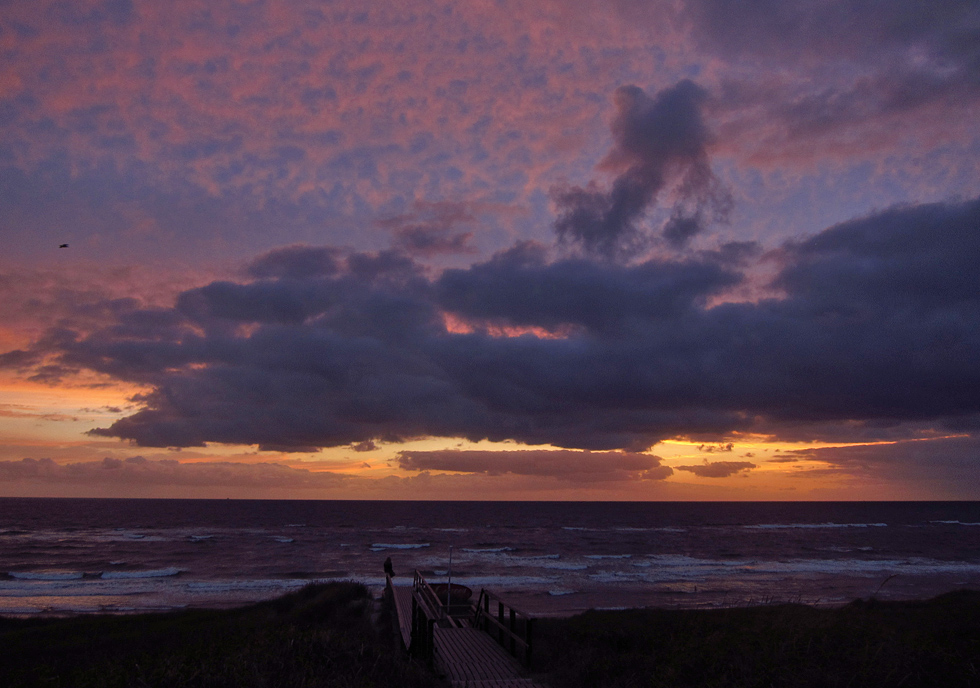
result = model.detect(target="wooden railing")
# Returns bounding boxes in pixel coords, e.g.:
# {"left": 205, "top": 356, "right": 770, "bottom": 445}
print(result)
{"left": 473, "top": 588, "right": 535, "bottom": 669}
{"left": 411, "top": 570, "right": 440, "bottom": 665}
{"left": 410, "top": 570, "right": 472, "bottom": 665}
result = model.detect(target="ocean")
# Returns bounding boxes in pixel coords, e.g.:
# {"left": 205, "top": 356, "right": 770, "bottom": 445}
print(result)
{"left": 2, "top": 499, "right": 979, "bottom": 617}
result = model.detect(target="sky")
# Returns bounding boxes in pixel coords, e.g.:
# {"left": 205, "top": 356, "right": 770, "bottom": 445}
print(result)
{"left": 1, "top": 0, "right": 979, "bottom": 500}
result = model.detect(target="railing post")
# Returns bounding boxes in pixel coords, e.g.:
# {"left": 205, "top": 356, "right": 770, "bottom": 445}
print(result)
{"left": 526, "top": 617, "right": 534, "bottom": 669}
{"left": 509, "top": 607, "right": 516, "bottom": 655}
{"left": 498, "top": 601, "right": 505, "bottom": 644}
{"left": 426, "top": 617, "right": 436, "bottom": 667}
{"left": 410, "top": 594, "right": 418, "bottom": 657}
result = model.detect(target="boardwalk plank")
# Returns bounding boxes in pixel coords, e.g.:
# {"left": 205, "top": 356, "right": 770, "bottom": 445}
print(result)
{"left": 434, "top": 628, "right": 536, "bottom": 684}
{"left": 388, "top": 578, "right": 546, "bottom": 687}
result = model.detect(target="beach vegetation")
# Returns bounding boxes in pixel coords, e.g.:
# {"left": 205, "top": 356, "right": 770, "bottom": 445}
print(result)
{"left": 534, "top": 590, "right": 980, "bottom": 687}
{"left": 0, "top": 581, "right": 434, "bottom": 688}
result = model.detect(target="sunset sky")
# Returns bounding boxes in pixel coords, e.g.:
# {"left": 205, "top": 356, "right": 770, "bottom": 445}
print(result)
{"left": 1, "top": 0, "right": 979, "bottom": 500}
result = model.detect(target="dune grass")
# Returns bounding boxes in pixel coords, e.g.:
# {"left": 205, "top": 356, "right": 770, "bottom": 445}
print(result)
{"left": 6, "top": 585, "right": 980, "bottom": 687}
{"left": 0, "top": 581, "right": 435, "bottom": 688}
{"left": 533, "top": 590, "right": 980, "bottom": 687}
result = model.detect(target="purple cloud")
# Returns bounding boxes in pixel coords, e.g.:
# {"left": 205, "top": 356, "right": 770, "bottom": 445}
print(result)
{"left": 551, "top": 80, "right": 731, "bottom": 257}
{"left": 1, "top": 194, "right": 977, "bottom": 456}
{"left": 675, "top": 461, "right": 757, "bottom": 478}
{"left": 397, "top": 449, "right": 672, "bottom": 481}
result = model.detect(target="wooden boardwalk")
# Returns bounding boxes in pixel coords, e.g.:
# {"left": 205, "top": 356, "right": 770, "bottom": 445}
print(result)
{"left": 386, "top": 573, "right": 546, "bottom": 688}
{"left": 434, "top": 627, "right": 540, "bottom": 687}
{"left": 389, "top": 584, "right": 415, "bottom": 651}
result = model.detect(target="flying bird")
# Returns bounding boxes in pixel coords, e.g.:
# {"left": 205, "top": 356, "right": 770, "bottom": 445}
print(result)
{"left": 59, "top": 244, "right": 69, "bottom": 248}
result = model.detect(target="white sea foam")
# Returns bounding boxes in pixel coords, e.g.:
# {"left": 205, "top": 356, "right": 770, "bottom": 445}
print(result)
{"left": 100, "top": 567, "right": 183, "bottom": 579}
{"left": 513, "top": 554, "right": 560, "bottom": 560}
{"left": 585, "top": 554, "right": 632, "bottom": 560}
{"left": 8, "top": 571, "right": 85, "bottom": 581}
{"left": 448, "top": 575, "right": 558, "bottom": 588}
{"left": 548, "top": 589, "right": 576, "bottom": 596}
{"left": 370, "top": 543, "right": 431, "bottom": 551}
{"left": 596, "top": 554, "right": 980, "bottom": 584}
{"left": 614, "top": 527, "right": 686, "bottom": 533}
{"left": 932, "top": 520, "right": 980, "bottom": 526}
{"left": 744, "top": 522, "right": 888, "bottom": 530}
{"left": 271, "top": 536, "right": 294, "bottom": 543}
{"left": 185, "top": 579, "right": 308, "bottom": 593}
{"left": 537, "top": 562, "right": 589, "bottom": 571}
{"left": 492, "top": 554, "right": 581, "bottom": 570}
{"left": 189, "top": 535, "right": 213, "bottom": 541}
{"left": 462, "top": 547, "right": 514, "bottom": 553}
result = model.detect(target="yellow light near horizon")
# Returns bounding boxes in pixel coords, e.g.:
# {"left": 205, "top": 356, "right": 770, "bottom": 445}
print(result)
{"left": 0, "top": 377, "right": 142, "bottom": 444}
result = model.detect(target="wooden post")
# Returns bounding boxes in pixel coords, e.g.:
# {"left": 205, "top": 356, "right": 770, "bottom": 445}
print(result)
{"left": 526, "top": 617, "right": 534, "bottom": 669}
{"left": 426, "top": 617, "right": 436, "bottom": 668}
{"left": 498, "top": 601, "right": 505, "bottom": 644}
{"left": 410, "top": 595, "right": 419, "bottom": 658}
{"left": 509, "top": 607, "right": 516, "bottom": 655}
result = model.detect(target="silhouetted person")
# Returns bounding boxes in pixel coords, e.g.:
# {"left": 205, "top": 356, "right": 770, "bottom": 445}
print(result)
{"left": 384, "top": 556, "right": 395, "bottom": 577}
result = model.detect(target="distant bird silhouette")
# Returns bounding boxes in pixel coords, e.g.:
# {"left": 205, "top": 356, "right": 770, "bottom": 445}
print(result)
{"left": 59, "top": 244, "right": 69, "bottom": 248}
{"left": 384, "top": 556, "right": 395, "bottom": 578}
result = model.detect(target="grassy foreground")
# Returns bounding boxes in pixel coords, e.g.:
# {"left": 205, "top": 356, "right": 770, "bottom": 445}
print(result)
{"left": 533, "top": 590, "right": 980, "bottom": 688}
{"left": 0, "top": 582, "right": 434, "bottom": 688}
{"left": 4, "top": 587, "right": 980, "bottom": 687}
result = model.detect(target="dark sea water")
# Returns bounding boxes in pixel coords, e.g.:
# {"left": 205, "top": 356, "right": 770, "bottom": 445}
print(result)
{"left": 2, "top": 499, "right": 980, "bottom": 617}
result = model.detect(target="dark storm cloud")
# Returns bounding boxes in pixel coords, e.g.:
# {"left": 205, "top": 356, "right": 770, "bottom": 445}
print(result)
{"left": 5, "top": 195, "right": 980, "bottom": 453}
{"left": 397, "top": 449, "right": 672, "bottom": 482}
{"left": 435, "top": 240, "right": 740, "bottom": 334}
{"left": 675, "top": 461, "right": 756, "bottom": 478}
{"left": 551, "top": 80, "right": 731, "bottom": 257}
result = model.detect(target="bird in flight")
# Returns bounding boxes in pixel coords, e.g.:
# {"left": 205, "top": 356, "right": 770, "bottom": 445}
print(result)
{"left": 59, "top": 244, "right": 69, "bottom": 248}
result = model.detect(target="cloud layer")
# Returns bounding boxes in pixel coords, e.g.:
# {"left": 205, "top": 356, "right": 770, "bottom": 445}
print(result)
{"left": 4, "top": 191, "right": 979, "bottom": 454}
{"left": 2, "top": 3, "right": 979, "bottom": 495}
{"left": 0, "top": 455, "right": 349, "bottom": 489}
{"left": 397, "top": 449, "right": 672, "bottom": 482}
